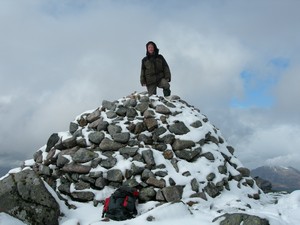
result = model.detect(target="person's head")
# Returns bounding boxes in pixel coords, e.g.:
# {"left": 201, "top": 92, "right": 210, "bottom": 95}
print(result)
{"left": 146, "top": 41, "right": 159, "bottom": 56}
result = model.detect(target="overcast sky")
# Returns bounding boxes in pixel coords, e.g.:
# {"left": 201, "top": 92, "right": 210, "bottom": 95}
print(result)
{"left": 1, "top": 0, "right": 300, "bottom": 171}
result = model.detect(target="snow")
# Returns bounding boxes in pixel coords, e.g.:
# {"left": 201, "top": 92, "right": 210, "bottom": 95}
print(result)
{"left": 1, "top": 94, "right": 300, "bottom": 224}
{"left": 1, "top": 191, "right": 300, "bottom": 225}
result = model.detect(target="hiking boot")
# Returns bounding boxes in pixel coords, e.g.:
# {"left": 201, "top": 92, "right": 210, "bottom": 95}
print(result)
{"left": 163, "top": 88, "right": 171, "bottom": 97}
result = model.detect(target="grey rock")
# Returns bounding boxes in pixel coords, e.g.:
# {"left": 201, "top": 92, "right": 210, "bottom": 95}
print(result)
{"left": 99, "top": 138, "right": 124, "bottom": 151}
{"left": 116, "top": 106, "right": 127, "bottom": 116}
{"left": 124, "top": 99, "right": 137, "bottom": 107}
{"left": 227, "top": 145, "right": 235, "bottom": 154}
{"left": 69, "top": 122, "right": 79, "bottom": 134}
{"left": 107, "top": 169, "right": 123, "bottom": 182}
{"left": 139, "top": 187, "right": 156, "bottom": 202}
{"left": 126, "top": 107, "right": 138, "bottom": 118}
{"left": 153, "top": 143, "right": 167, "bottom": 151}
{"left": 44, "top": 148, "right": 57, "bottom": 166}
{"left": 213, "top": 213, "right": 270, "bottom": 225}
{"left": 182, "top": 171, "right": 191, "bottom": 176}
{"left": 237, "top": 167, "right": 251, "bottom": 177}
{"left": 141, "top": 169, "right": 155, "bottom": 181}
{"left": 119, "top": 147, "right": 139, "bottom": 157}
{"left": 133, "top": 122, "right": 147, "bottom": 134}
{"left": 162, "top": 186, "right": 183, "bottom": 202}
{"left": 175, "top": 148, "right": 201, "bottom": 162}
{"left": 39, "top": 165, "right": 51, "bottom": 176}
{"left": 46, "top": 133, "right": 60, "bottom": 152}
{"left": 74, "top": 180, "right": 90, "bottom": 190}
{"left": 143, "top": 109, "right": 155, "bottom": 118}
{"left": 136, "top": 102, "right": 149, "bottom": 113}
{"left": 204, "top": 132, "right": 219, "bottom": 145}
{"left": 106, "top": 110, "right": 117, "bottom": 119}
{"left": 76, "top": 137, "right": 87, "bottom": 147}
{"left": 138, "top": 134, "right": 153, "bottom": 145}
{"left": 112, "top": 132, "right": 130, "bottom": 143}
{"left": 171, "top": 158, "right": 179, "bottom": 172}
{"left": 190, "top": 120, "right": 202, "bottom": 128}
{"left": 33, "top": 150, "right": 43, "bottom": 163}
{"left": 108, "top": 124, "right": 122, "bottom": 135}
{"left": 80, "top": 175, "right": 95, "bottom": 184}
{"left": 95, "top": 177, "right": 108, "bottom": 189}
{"left": 62, "top": 136, "right": 77, "bottom": 149}
{"left": 61, "top": 163, "right": 91, "bottom": 174}
{"left": 91, "top": 157, "right": 102, "bottom": 168}
{"left": 201, "top": 152, "right": 215, "bottom": 161}
{"left": 218, "top": 165, "right": 228, "bottom": 174}
{"left": 172, "top": 139, "right": 195, "bottom": 151}
{"left": 131, "top": 163, "right": 144, "bottom": 175}
{"left": 88, "top": 118, "right": 102, "bottom": 129}
{"left": 88, "top": 131, "right": 105, "bottom": 145}
{"left": 155, "top": 170, "right": 168, "bottom": 177}
{"left": 73, "top": 128, "right": 83, "bottom": 138}
{"left": 0, "top": 170, "right": 60, "bottom": 225}
{"left": 86, "top": 109, "right": 100, "bottom": 123}
{"left": 73, "top": 148, "right": 98, "bottom": 163}
{"left": 140, "top": 95, "right": 149, "bottom": 102}
{"left": 146, "top": 177, "right": 166, "bottom": 188}
{"left": 156, "top": 189, "right": 165, "bottom": 201}
{"left": 89, "top": 171, "right": 103, "bottom": 179}
{"left": 102, "top": 100, "right": 116, "bottom": 110}
{"left": 100, "top": 157, "right": 117, "bottom": 169}
{"left": 97, "top": 120, "right": 109, "bottom": 131}
{"left": 58, "top": 182, "right": 71, "bottom": 194}
{"left": 206, "top": 172, "right": 216, "bottom": 181}
{"left": 168, "top": 121, "right": 190, "bottom": 135}
{"left": 142, "top": 149, "right": 156, "bottom": 166}
{"left": 123, "top": 178, "right": 139, "bottom": 187}
{"left": 71, "top": 191, "right": 95, "bottom": 202}
{"left": 233, "top": 173, "right": 243, "bottom": 181}
{"left": 158, "top": 134, "right": 175, "bottom": 144}
{"left": 152, "top": 127, "right": 167, "bottom": 140}
{"left": 191, "top": 178, "right": 199, "bottom": 192}
{"left": 155, "top": 104, "right": 171, "bottom": 114}
{"left": 144, "top": 117, "right": 158, "bottom": 131}
{"left": 204, "top": 182, "right": 220, "bottom": 198}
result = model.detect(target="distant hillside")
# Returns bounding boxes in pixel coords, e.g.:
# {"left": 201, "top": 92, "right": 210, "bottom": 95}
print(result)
{"left": 251, "top": 166, "right": 300, "bottom": 192}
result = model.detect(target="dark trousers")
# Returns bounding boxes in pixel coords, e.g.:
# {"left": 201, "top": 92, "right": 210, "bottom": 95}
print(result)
{"left": 147, "top": 78, "right": 170, "bottom": 96}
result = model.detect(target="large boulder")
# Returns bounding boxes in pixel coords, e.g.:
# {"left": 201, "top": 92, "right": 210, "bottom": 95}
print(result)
{"left": 0, "top": 169, "right": 60, "bottom": 225}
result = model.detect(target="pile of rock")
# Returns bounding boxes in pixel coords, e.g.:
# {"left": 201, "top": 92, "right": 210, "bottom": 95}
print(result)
{"left": 29, "top": 93, "right": 261, "bottom": 204}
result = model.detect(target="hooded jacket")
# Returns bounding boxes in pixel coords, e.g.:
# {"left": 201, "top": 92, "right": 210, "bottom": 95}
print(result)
{"left": 140, "top": 41, "right": 171, "bottom": 86}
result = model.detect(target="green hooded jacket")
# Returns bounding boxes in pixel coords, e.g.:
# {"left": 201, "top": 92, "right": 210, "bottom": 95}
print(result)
{"left": 140, "top": 41, "right": 171, "bottom": 86}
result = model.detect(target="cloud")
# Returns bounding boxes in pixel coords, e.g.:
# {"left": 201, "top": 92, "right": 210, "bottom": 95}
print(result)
{"left": 156, "top": 23, "right": 250, "bottom": 109}
{"left": 233, "top": 123, "right": 300, "bottom": 169}
{"left": 275, "top": 65, "right": 300, "bottom": 114}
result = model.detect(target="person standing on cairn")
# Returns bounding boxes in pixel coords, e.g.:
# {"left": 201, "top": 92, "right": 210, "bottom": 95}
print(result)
{"left": 140, "top": 41, "right": 171, "bottom": 97}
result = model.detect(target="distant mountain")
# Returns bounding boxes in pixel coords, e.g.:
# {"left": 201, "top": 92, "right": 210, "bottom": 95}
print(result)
{"left": 251, "top": 166, "right": 300, "bottom": 192}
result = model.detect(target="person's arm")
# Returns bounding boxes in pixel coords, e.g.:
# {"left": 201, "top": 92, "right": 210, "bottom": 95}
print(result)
{"left": 161, "top": 56, "right": 171, "bottom": 82}
{"left": 140, "top": 59, "right": 146, "bottom": 86}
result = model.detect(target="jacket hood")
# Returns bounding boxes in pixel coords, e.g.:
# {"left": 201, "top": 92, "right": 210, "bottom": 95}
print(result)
{"left": 146, "top": 41, "right": 159, "bottom": 57}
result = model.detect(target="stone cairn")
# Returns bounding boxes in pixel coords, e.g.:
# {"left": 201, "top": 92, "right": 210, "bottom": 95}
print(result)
{"left": 29, "top": 92, "right": 261, "bottom": 206}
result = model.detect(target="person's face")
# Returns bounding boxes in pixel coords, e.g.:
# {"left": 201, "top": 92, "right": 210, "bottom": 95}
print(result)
{"left": 147, "top": 44, "right": 155, "bottom": 54}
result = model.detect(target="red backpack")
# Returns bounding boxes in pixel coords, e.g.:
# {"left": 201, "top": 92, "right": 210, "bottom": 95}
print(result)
{"left": 102, "top": 186, "right": 139, "bottom": 221}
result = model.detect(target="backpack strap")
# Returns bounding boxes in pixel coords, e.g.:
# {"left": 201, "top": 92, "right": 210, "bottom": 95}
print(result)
{"left": 102, "top": 197, "right": 110, "bottom": 218}
{"left": 123, "top": 196, "right": 129, "bottom": 207}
